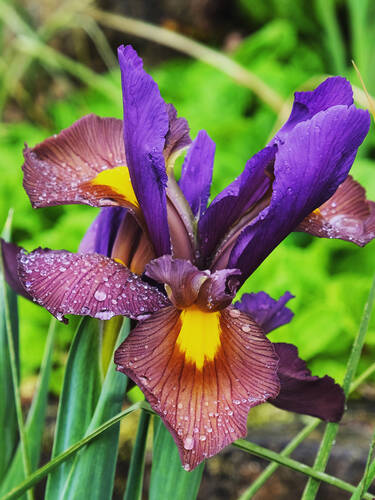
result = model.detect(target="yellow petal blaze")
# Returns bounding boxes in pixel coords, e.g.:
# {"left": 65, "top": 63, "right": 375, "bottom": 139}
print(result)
{"left": 176, "top": 306, "right": 221, "bottom": 370}
{"left": 90, "top": 166, "right": 139, "bottom": 208}
{"left": 313, "top": 208, "right": 321, "bottom": 216}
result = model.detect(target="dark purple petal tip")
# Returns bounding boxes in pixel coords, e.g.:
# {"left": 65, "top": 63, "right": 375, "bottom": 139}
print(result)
{"left": 270, "top": 343, "right": 345, "bottom": 422}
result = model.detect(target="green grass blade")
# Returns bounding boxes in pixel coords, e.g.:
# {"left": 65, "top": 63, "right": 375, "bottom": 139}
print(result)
{"left": 1, "top": 402, "right": 145, "bottom": 500}
{"left": 314, "top": 0, "right": 346, "bottom": 74}
{"left": 232, "top": 439, "right": 373, "bottom": 499}
{"left": 0, "top": 319, "right": 56, "bottom": 497}
{"left": 45, "top": 317, "right": 101, "bottom": 500}
{"left": 302, "top": 274, "right": 375, "bottom": 500}
{"left": 123, "top": 410, "right": 150, "bottom": 500}
{"left": 149, "top": 417, "right": 204, "bottom": 500}
{"left": 59, "top": 318, "right": 130, "bottom": 500}
{"left": 0, "top": 212, "right": 19, "bottom": 479}
{"left": 349, "top": 426, "right": 375, "bottom": 499}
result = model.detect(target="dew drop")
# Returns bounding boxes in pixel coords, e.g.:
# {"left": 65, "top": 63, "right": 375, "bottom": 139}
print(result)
{"left": 183, "top": 436, "right": 194, "bottom": 450}
{"left": 94, "top": 290, "right": 107, "bottom": 301}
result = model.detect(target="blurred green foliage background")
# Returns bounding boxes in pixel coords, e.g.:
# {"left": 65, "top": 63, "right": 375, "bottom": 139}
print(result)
{"left": 1, "top": 0, "right": 375, "bottom": 395}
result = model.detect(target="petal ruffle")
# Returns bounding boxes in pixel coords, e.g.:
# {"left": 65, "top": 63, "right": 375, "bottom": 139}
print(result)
{"left": 118, "top": 44, "right": 171, "bottom": 257}
{"left": 114, "top": 305, "right": 279, "bottom": 470}
{"left": 179, "top": 130, "right": 215, "bottom": 217}
{"left": 276, "top": 77, "right": 353, "bottom": 140}
{"left": 235, "top": 291, "right": 294, "bottom": 333}
{"left": 79, "top": 207, "right": 127, "bottom": 256}
{"left": 269, "top": 343, "right": 345, "bottom": 422}
{"left": 297, "top": 176, "right": 375, "bottom": 246}
{"left": 22, "top": 114, "right": 139, "bottom": 209}
{"left": 1, "top": 240, "right": 31, "bottom": 300}
{"left": 229, "top": 105, "right": 370, "bottom": 283}
{"left": 18, "top": 248, "right": 169, "bottom": 323}
{"left": 199, "top": 146, "right": 276, "bottom": 267}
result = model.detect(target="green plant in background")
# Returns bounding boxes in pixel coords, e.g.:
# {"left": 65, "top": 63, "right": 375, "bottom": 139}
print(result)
{"left": 1, "top": 0, "right": 375, "bottom": 498}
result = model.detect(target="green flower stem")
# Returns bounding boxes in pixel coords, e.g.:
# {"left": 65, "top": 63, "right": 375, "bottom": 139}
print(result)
{"left": 238, "top": 419, "right": 320, "bottom": 500}
{"left": 302, "top": 274, "right": 375, "bottom": 500}
{"left": 350, "top": 428, "right": 375, "bottom": 500}
{"left": 0, "top": 235, "right": 33, "bottom": 500}
{"left": 233, "top": 439, "right": 373, "bottom": 499}
{"left": 87, "top": 7, "right": 284, "bottom": 113}
{"left": 0, "top": 402, "right": 147, "bottom": 500}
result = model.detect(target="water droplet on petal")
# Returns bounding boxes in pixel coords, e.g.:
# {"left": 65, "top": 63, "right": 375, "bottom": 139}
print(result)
{"left": 94, "top": 290, "right": 107, "bottom": 301}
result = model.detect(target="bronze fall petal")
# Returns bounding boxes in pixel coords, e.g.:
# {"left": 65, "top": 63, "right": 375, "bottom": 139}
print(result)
{"left": 22, "top": 114, "right": 138, "bottom": 209}
{"left": 297, "top": 176, "right": 375, "bottom": 246}
{"left": 17, "top": 248, "right": 169, "bottom": 323}
{"left": 115, "top": 305, "right": 279, "bottom": 470}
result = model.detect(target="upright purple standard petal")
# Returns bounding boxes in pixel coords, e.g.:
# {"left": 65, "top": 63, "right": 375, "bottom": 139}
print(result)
{"left": 18, "top": 248, "right": 169, "bottom": 323}
{"left": 118, "top": 45, "right": 171, "bottom": 257}
{"left": 276, "top": 77, "right": 353, "bottom": 141}
{"left": 229, "top": 105, "right": 370, "bottom": 283}
{"left": 235, "top": 291, "right": 294, "bottom": 333}
{"left": 179, "top": 130, "right": 215, "bottom": 217}
{"left": 79, "top": 207, "right": 127, "bottom": 256}
{"left": 199, "top": 146, "right": 276, "bottom": 265}
{"left": 270, "top": 343, "right": 345, "bottom": 422}
{"left": 164, "top": 103, "right": 191, "bottom": 164}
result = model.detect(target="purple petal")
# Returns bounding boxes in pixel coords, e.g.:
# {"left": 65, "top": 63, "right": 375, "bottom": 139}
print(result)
{"left": 118, "top": 44, "right": 170, "bottom": 257}
{"left": 269, "top": 343, "right": 345, "bottom": 422}
{"left": 79, "top": 207, "right": 127, "bottom": 256}
{"left": 164, "top": 103, "right": 191, "bottom": 164}
{"left": 235, "top": 291, "right": 294, "bottom": 333}
{"left": 228, "top": 105, "right": 370, "bottom": 283}
{"left": 297, "top": 176, "right": 375, "bottom": 246}
{"left": 1, "top": 240, "right": 31, "bottom": 300}
{"left": 198, "top": 145, "right": 276, "bottom": 266}
{"left": 276, "top": 77, "right": 353, "bottom": 141}
{"left": 179, "top": 130, "right": 215, "bottom": 216}
{"left": 18, "top": 248, "right": 169, "bottom": 323}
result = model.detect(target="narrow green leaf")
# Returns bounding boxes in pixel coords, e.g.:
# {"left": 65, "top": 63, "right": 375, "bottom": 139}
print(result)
{"left": 149, "top": 418, "right": 204, "bottom": 500}
{"left": 0, "top": 212, "right": 32, "bottom": 500}
{"left": 0, "top": 320, "right": 56, "bottom": 497}
{"left": 45, "top": 317, "right": 101, "bottom": 500}
{"left": 232, "top": 439, "right": 373, "bottom": 499}
{"left": 302, "top": 274, "right": 375, "bottom": 500}
{"left": 59, "top": 317, "right": 130, "bottom": 500}
{"left": 123, "top": 410, "right": 150, "bottom": 500}
{"left": 1, "top": 402, "right": 145, "bottom": 500}
{"left": 0, "top": 212, "right": 19, "bottom": 478}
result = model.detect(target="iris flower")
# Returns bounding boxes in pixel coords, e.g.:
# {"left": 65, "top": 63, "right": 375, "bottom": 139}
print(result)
{"left": 2, "top": 45, "right": 374, "bottom": 471}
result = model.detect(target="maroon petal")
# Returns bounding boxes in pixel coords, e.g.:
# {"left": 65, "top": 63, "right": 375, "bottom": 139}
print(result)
{"left": 297, "top": 176, "right": 375, "bottom": 246}
{"left": 269, "top": 343, "right": 345, "bottom": 422}
{"left": 145, "top": 255, "right": 208, "bottom": 308}
{"left": 18, "top": 248, "right": 169, "bottom": 323}
{"left": 1, "top": 240, "right": 31, "bottom": 300}
{"left": 145, "top": 256, "right": 241, "bottom": 311}
{"left": 164, "top": 103, "right": 192, "bottom": 165}
{"left": 22, "top": 114, "right": 141, "bottom": 210}
{"left": 115, "top": 305, "right": 279, "bottom": 470}
{"left": 235, "top": 291, "right": 294, "bottom": 333}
